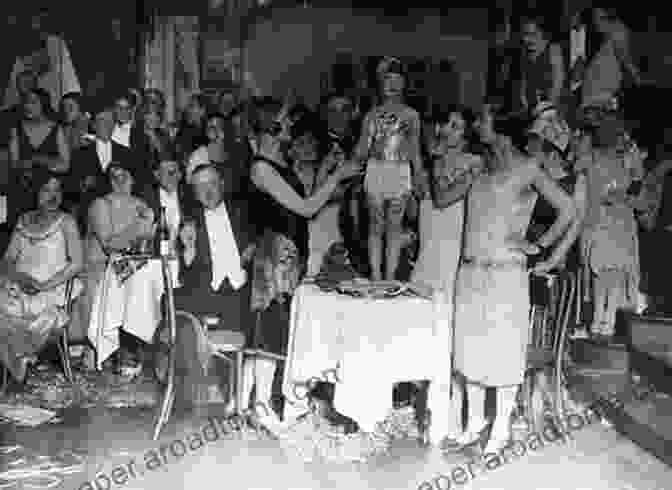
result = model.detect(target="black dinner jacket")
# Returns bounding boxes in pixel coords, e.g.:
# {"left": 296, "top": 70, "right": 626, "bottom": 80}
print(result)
{"left": 144, "top": 181, "right": 196, "bottom": 225}
{"left": 70, "top": 139, "right": 134, "bottom": 198}
{"left": 180, "top": 197, "right": 258, "bottom": 294}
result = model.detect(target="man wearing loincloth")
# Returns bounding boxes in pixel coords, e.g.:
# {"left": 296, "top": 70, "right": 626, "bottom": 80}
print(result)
{"left": 452, "top": 104, "right": 575, "bottom": 454}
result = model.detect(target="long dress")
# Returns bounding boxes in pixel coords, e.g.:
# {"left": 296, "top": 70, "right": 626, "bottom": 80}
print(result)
{"left": 453, "top": 164, "right": 537, "bottom": 387}
{"left": 250, "top": 157, "right": 308, "bottom": 357}
{"left": 582, "top": 26, "right": 627, "bottom": 109}
{"left": 582, "top": 151, "right": 640, "bottom": 321}
{"left": 0, "top": 212, "right": 81, "bottom": 379}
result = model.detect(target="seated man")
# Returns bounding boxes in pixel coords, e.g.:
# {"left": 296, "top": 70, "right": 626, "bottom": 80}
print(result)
{"left": 172, "top": 164, "right": 256, "bottom": 411}
{"left": 144, "top": 148, "right": 196, "bottom": 254}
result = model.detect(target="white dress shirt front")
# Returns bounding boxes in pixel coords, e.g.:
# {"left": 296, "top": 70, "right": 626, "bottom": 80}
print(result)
{"left": 96, "top": 140, "right": 112, "bottom": 171}
{"left": 159, "top": 188, "right": 181, "bottom": 240}
{"left": 112, "top": 122, "right": 132, "bottom": 148}
{"left": 204, "top": 201, "right": 245, "bottom": 291}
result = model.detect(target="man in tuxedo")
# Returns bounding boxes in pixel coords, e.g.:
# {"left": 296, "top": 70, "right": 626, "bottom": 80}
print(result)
{"left": 69, "top": 109, "right": 134, "bottom": 230}
{"left": 144, "top": 150, "right": 197, "bottom": 250}
{"left": 172, "top": 163, "right": 257, "bottom": 411}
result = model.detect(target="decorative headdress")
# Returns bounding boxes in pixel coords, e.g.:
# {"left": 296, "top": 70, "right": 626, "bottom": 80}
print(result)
{"left": 528, "top": 101, "right": 570, "bottom": 153}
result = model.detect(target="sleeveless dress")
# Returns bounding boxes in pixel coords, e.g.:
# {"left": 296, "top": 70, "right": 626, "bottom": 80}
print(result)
{"left": 582, "top": 35, "right": 623, "bottom": 109}
{"left": 582, "top": 151, "right": 639, "bottom": 310}
{"left": 250, "top": 157, "right": 308, "bottom": 356}
{"left": 9, "top": 122, "right": 61, "bottom": 227}
{"left": 0, "top": 213, "right": 81, "bottom": 379}
{"left": 453, "top": 170, "right": 537, "bottom": 387}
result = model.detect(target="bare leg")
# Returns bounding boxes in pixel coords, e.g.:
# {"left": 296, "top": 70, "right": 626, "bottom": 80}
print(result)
{"left": 456, "top": 383, "right": 487, "bottom": 445}
{"left": 484, "top": 385, "right": 518, "bottom": 454}
{"left": 367, "top": 194, "right": 385, "bottom": 281}
{"left": 385, "top": 196, "right": 406, "bottom": 281}
{"left": 591, "top": 275, "right": 606, "bottom": 336}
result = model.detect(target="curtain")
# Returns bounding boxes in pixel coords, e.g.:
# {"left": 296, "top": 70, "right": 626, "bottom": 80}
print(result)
{"left": 144, "top": 16, "right": 200, "bottom": 122}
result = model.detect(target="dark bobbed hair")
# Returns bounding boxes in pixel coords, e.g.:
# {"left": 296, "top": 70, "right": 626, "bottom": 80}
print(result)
{"left": 253, "top": 97, "right": 285, "bottom": 134}
{"left": 24, "top": 87, "right": 55, "bottom": 119}
{"left": 289, "top": 114, "right": 330, "bottom": 159}
{"left": 59, "top": 92, "right": 84, "bottom": 119}
{"left": 30, "top": 167, "right": 63, "bottom": 208}
{"left": 153, "top": 144, "right": 180, "bottom": 171}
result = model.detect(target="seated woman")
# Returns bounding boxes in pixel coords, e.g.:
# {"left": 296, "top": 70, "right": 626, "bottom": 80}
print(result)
{"left": 0, "top": 169, "right": 82, "bottom": 383}
{"left": 77, "top": 162, "right": 155, "bottom": 371}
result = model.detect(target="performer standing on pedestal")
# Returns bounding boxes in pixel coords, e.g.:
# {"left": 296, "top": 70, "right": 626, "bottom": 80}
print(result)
{"left": 354, "top": 57, "right": 428, "bottom": 280}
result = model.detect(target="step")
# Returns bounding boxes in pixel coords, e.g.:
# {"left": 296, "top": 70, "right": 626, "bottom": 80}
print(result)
{"left": 623, "top": 313, "right": 672, "bottom": 397}
{"left": 571, "top": 339, "right": 630, "bottom": 373}
{"left": 625, "top": 313, "right": 672, "bottom": 365}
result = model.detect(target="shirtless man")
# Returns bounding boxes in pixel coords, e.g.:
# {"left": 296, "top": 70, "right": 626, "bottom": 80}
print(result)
{"left": 452, "top": 105, "right": 575, "bottom": 454}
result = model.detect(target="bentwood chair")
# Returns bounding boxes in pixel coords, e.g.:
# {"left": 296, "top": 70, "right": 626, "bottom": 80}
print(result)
{"left": 0, "top": 277, "right": 79, "bottom": 394}
{"left": 522, "top": 269, "right": 577, "bottom": 433}
{"left": 153, "top": 310, "right": 286, "bottom": 419}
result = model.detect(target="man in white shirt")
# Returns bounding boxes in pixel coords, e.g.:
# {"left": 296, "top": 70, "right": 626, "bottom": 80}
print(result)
{"left": 146, "top": 151, "right": 196, "bottom": 251}
{"left": 111, "top": 93, "right": 135, "bottom": 148}
{"left": 172, "top": 164, "right": 257, "bottom": 412}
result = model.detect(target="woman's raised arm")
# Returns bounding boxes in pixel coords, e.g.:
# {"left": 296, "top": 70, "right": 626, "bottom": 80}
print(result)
{"left": 251, "top": 160, "right": 359, "bottom": 218}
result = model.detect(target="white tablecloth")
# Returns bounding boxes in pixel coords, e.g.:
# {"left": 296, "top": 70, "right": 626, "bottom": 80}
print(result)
{"left": 282, "top": 284, "right": 457, "bottom": 435}
{"left": 88, "top": 258, "right": 179, "bottom": 370}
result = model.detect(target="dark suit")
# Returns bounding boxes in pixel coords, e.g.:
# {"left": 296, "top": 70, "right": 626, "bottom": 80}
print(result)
{"left": 171, "top": 197, "right": 257, "bottom": 411}
{"left": 173, "top": 196, "right": 257, "bottom": 333}
{"left": 68, "top": 139, "right": 134, "bottom": 228}
{"left": 144, "top": 182, "right": 196, "bottom": 227}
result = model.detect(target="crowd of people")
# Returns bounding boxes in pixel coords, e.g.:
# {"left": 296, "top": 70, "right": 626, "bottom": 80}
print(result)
{"left": 0, "top": 5, "right": 669, "bottom": 458}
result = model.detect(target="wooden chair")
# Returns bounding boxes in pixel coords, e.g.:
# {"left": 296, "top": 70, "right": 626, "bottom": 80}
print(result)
{"left": 0, "top": 277, "right": 79, "bottom": 394}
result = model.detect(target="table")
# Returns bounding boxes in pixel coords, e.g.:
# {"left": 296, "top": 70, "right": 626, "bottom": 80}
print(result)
{"left": 282, "top": 284, "right": 457, "bottom": 435}
{"left": 88, "top": 255, "right": 179, "bottom": 371}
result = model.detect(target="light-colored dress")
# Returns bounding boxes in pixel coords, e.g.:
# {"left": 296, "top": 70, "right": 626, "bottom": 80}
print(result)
{"left": 0, "top": 213, "right": 81, "bottom": 379}
{"left": 412, "top": 200, "right": 464, "bottom": 296}
{"left": 581, "top": 150, "right": 640, "bottom": 311}
{"left": 453, "top": 165, "right": 537, "bottom": 387}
